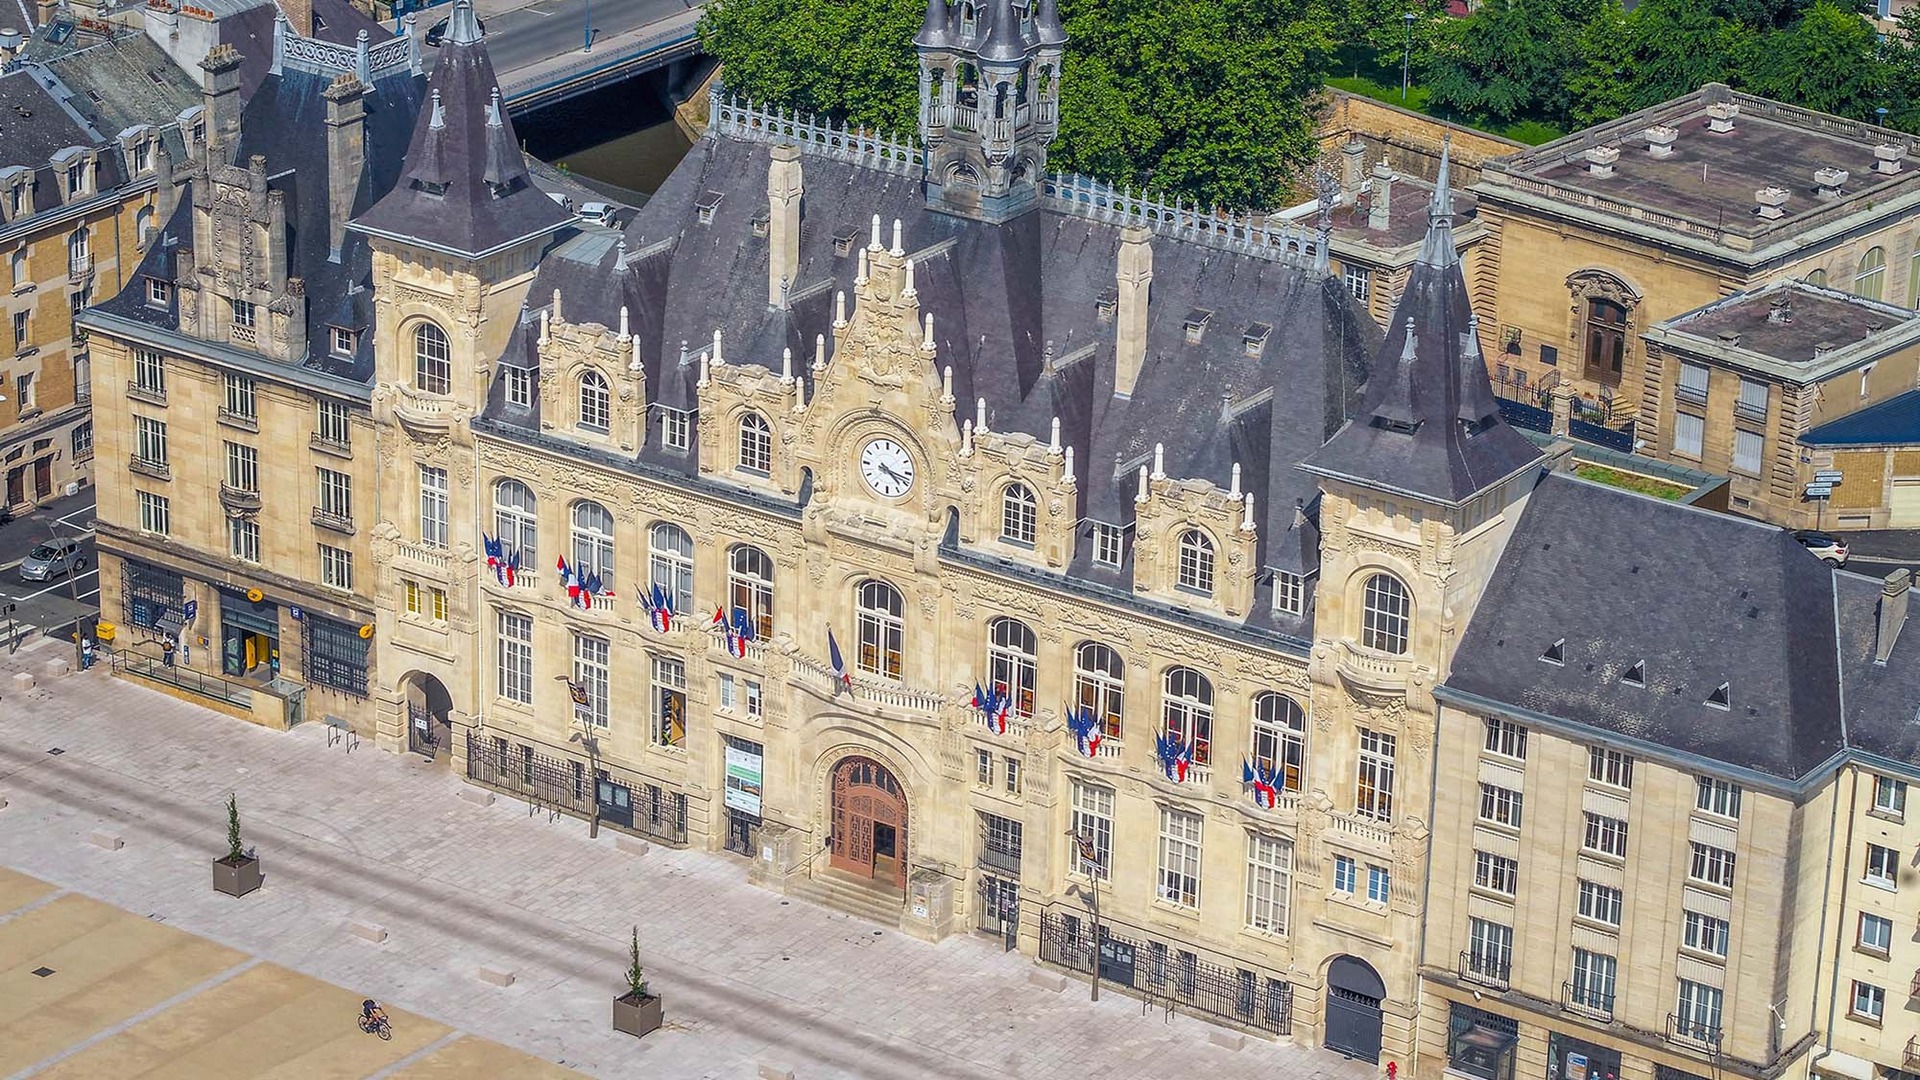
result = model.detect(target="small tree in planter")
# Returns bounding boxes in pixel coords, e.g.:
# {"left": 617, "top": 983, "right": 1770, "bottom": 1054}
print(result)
{"left": 212, "top": 793, "right": 263, "bottom": 898}
{"left": 611, "top": 925, "right": 662, "bottom": 1038}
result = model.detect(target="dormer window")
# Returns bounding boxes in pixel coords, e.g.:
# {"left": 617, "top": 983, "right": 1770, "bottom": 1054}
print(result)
{"left": 1096, "top": 287, "right": 1118, "bottom": 323}
{"left": 65, "top": 160, "right": 85, "bottom": 197}
{"left": 1541, "top": 638, "right": 1565, "bottom": 665}
{"left": 8, "top": 186, "right": 23, "bottom": 216}
{"left": 695, "top": 191, "right": 723, "bottom": 225}
{"left": 1092, "top": 522, "right": 1124, "bottom": 567}
{"left": 1243, "top": 322, "right": 1272, "bottom": 358}
{"left": 659, "top": 406, "right": 691, "bottom": 451}
{"left": 751, "top": 212, "right": 769, "bottom": 238}
{"left": 1272, "top": 570, "right": 1305, "bottom": 617}
{"left": 1622, "top": 660, "right": 1645, "bottom": 686}
{"left": 133, "top": 140, "right": 153, "bottom": 174}
{"left": 1183, "top": 308, "right": 1213, "bottom": 345}
{"left": 1706, "top": 682, "right": 1730, "bottom": 710}
{"left": 146, "top": 278, "right": 173, "bottom": 308}
{"left": 414, "top": 179, "right": 449, "bottom": 196}
{"left": 833, "top": 226, "right": 858, "bottom": 258}
{"left": 329, "top": 326, "right": 356, "bottom": 356}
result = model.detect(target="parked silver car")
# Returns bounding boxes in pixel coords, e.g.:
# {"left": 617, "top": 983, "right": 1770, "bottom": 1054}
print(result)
{"left": 18, "top": 536, "right": 85, "bottom": 582}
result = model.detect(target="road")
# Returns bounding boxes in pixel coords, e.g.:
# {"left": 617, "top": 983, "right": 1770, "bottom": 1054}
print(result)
{"left": 0, "top": 488, "right": 97, "bottom": 652}
{"left": 465, "top": 0, "right": 697, "bottom": 85}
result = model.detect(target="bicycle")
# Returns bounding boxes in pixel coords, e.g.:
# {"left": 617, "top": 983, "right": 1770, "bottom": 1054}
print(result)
{"left": 358, "top": 1012, "right": 392, "bottom": 1040}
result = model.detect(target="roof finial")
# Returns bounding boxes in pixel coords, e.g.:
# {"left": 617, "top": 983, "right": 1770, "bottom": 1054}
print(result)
{"left": 1151, "top": 442, "right": 1165, "bottom": 480}
{"left": 814, "top": 333, "right": 827, "bottom": 372}
{"left": 1400, "top": 317, "right": 1418, "bottom": 364}
{"left": 781, "top": 347, "right": 793, "bottom": 383}
{"left": 1431, "top": 133, "right": 1455, "bottom": 224}
{"left": 428, "top": 89, "right": 445, "bottom": 130}
{"left": 976, "top": 397, "right": 988, "bottom": 433}
{"left": 903, "top": 258, "right": 916, "bottom": 298}
{"left": 890, "top": 218, "right": 904, "bottom": 257}
{"left": 1062, "top": 445, "right": 1075, "bottom": 485}
{"left": 629, "top": 334, "right": 642, "bottom": 372}
{"left": 617, "top": 305, "right": 629, "bottom": 341}
{"left": 869, "top": 214, "right": 883, "bottom": 251}
{"left": 1415, "top": 134, "right": 1460, "bottom": 268}
{"left": 1229, "top": 462, "right": 1242, "bottom": 499}
{"left": 486, "top": 88, "right": 503, "bottom": 129}
{"left": 834, "top": 290, "right": 848, "bottom": 327}
{"left": 1048, "top": 416, "right": 1061, "bottom": 455}
{"left": 447, "top": 0, "right": 483, "bottom": 45}
{"left": 922, "top": 312, "right": 935, "bottom": 351}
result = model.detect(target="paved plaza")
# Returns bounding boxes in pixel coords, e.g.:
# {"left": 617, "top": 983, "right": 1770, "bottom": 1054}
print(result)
{"left": 0, "top": 636, "right": 1378, "bottom": 1080}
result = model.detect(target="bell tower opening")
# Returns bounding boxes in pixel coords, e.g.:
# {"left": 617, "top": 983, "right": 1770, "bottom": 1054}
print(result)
{"left": 914, "top": 0, "right": 1064, "bottom": 223}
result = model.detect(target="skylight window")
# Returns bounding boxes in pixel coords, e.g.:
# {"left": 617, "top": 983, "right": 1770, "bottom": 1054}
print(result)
{"left": 1706, "top": 682, "right": 1731, "bottom": 710}
{"left": 1622, "top": 660, "right": 1645, "bottom": 687}
{"left": 1541, "top": 639, "right": 1565, "bottom": 665}
{"left": 695, "top": 191, "right": 724, "bottom": 225}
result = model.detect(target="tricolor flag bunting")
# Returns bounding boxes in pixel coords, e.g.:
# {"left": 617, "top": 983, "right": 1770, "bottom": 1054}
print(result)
{"left": 972, "top": 683, "right": 1013, "bottom": 734}
{"left": 1065, "top": 704, "right": 1103, "bottom": 758}
{"left": 826, "top": 627, "right": 853, "bottom": 692}
{"left": 639, "top": 582, "right": 675, "bottom": 632}
{"left": 1241, "top": 757, "right": 1283, "bottom": 809}
{"left": 1155, "top": 731, "right": 1195, "bottom": 783}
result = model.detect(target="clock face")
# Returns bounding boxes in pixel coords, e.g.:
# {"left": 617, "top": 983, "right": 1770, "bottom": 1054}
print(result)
{"left": 859, "top": 438, "right": 916, "bottom": 498}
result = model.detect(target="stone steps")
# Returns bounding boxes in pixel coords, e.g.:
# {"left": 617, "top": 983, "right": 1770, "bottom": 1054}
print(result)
{"left": 787, "top": 869, "right": 904, "bottom": 929}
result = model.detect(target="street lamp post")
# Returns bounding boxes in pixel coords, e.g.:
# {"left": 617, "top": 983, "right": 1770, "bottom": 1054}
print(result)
{"left": 559, "top": 675, "right": 600, "bottom": 838}
{"left": 1072, "top": 828, "right": 1105, "bottom": 1003}
{"left": 1402, "top": 12, "right": 1417, "bottom": 102}
{"left": 51, "top": 522, "right": 81, "bottom": 668}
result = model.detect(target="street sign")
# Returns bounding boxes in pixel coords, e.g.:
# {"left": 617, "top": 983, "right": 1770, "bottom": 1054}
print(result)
{"left": 1813, "top": 470, "right": 1843, "bottom": 484}
{"left": 1804, "top": 484, "right": 1833, "bottom": 498}
{"left": 182, "top": 599, "right": 198, "bottom": 624}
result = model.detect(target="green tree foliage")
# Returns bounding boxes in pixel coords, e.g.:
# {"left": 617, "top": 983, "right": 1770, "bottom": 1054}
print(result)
{"left": 1616, "top": 0, "right": 1756, "bottom": 109}
{"left": 1744, "top": 0, "right": 1888, "bottom": 118}
{"left": 698, "top": 0, "right": 924, "bottom": 135}
{"left": 1562, "top": 0, "right": 1634, "bottom": 127}
{"left": 1421, "top": 0, "right": 1582, "bottom": 125}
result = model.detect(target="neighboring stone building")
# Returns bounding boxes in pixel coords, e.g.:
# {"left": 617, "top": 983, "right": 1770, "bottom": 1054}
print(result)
{"left": 75, "top": 1, "right": 1920, "bottom": 1074}
{"left": 1424, "top": 480, "right": 1920, "bottom": 1080}
{"left": 79, "top": 20, "right": 424, "bottom": 720}
{"left": 0, "top": 39, "right": 189, "bottom": 511}
{"left": 1472, "top": 84, "right": 1920, "bottom": 430}
{"left": 1640, "top": 280, "right": 1920, "bottom": 527}
{"left": 1325, "top": 145, "right": 1489, "bottom": 333}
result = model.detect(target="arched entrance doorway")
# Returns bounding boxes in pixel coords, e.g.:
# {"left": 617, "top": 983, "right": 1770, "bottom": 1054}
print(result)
{"left": 401, "top": 672, "right": 454, "bottom": 763}
{"left": 828, "top": 755, "right": 908, "bottom": 888}
{"left": 1325, "top": 954, "right": 1386, "bottom": 1062}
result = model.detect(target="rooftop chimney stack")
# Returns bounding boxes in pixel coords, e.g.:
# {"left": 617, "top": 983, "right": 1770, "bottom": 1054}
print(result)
{"left": 1767, "top": 296, "right": 1793, "bottom": 325}
{"left": 1755, "top": 186, "right": 1789, "bottom": 220}
{"left": 1113, "top": 225, "right": 1153, "bottom": 397}
{"left": 1814, "top": 166, "right": 1849, "bottom": 199}
{"left": 199, "top": 44, "right": 245, "bottom": 152}
{"left": 1585, "top": 145, "right": 1619, "bottom": 178}
{"left": 1875, "top": 568, "right": 1911, "bottom": 664}
{"left": 767, "top": 143, "right": 803, "bottom": 309}
{"left": 1367, "top": 158, "right": 1394, "bottom": 231}
{"left": 322, "top": 73, "right": 367, "bottom": 264}
{"left": 1340, "top": 140, "right": 1367, "bottom": 202}
{"left": 1644, "top": 124, "right": 1678, "bottom": 158}
{"left": 1874, "top": 143, "right": 1905, "bottom": 175}
{"left": 1706, "top": 100, "right": 1739, "bottom": 134}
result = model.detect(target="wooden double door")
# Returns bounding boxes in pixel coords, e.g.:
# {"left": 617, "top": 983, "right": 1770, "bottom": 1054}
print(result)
{"left": 829, "top": 756, "right": 907, "bottom": 888}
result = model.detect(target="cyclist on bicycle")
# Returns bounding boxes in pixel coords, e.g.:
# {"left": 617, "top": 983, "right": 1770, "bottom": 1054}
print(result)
{"left": 360, "top": 999, "right": 388, "bottom": 1032}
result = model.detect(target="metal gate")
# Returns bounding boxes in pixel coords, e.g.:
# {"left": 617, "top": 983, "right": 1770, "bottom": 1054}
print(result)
{"left": 977, "top": 874, "right": 1019, "bottom": 951}
{"left": 407, "top": 703, "right": 438, "bottom": 759}
{"left": 1325, "top": 955, "right": 1386, "bottom": 1063}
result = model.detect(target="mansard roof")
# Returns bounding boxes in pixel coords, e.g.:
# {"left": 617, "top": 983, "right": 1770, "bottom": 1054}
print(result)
{"left": 349, "top": 0, "right": 573, "bottom": 260}
{"left": 486, "top": 113, "right": 1379, "bottom": 638}
{"left": 1302, "top": 149, "right": 1544, "bottom": 504}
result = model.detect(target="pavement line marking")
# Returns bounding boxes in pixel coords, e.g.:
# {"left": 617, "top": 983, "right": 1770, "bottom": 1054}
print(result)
{"left": 7, "top": 956, "right": 265, "bottom": 1080}
{"left": 0, "top": 887, "right": 70, "bottom": 926}
{"left": 0, "top": 558, "right": 21, "bottom": 572}
{"left": 13, "top": 568, "right": 98, "bottom": 602}
{"left": 363, "top": 1030, "right": 467, "bottom": 1079}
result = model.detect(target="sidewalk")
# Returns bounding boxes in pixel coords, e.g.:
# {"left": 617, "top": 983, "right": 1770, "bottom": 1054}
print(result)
{"left": 0, "top": 637, "right": 1375, "bottom": 1080}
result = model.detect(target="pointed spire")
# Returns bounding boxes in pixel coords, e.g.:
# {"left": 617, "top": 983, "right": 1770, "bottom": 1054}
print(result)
{"left": 914, "top": 0, "right": 953, "bottom": 48}
{"left": 613, "top": 236, "right": 630, "bottom": 272}
{"left": 978, "top": 0, "right": 1024, "bottom": 66}
{"left": 428, "top": 89, "right": 445, "bottom": 129}
{"left": 1416, "top": 135, "right": 1459, "bottom": 269}
{"left": 1034, "top": 0, "right": 1067, "bottom": 46}
{"left": 447, "top": 0, "right": 483, "bottom": 46}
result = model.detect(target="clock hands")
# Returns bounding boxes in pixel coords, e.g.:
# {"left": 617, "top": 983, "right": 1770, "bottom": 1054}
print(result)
{"left": 877, "top": 462, "right": 906, "bottom": 484}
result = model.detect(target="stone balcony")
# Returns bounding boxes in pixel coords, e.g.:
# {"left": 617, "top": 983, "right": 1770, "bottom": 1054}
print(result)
{"left": 1335, "top": 640, "right": 1409, "bottom": 694}
{"left": 392, "top": 385, "right": 457, "bottom": 434}
{"left": 219, "top": 484, "right": 261, "bottom": 514}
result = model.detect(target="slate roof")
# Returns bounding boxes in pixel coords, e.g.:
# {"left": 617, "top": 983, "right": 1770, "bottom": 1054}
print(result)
{"left": 1302, "top": 152, "right": 1545, "bottom": 504}
{"left": 489, "top": 125, "right": 1380, "bottom": 637}
{"left": 0, "top": 67, "right": 125, "bottom": 224}
{"left": 1801, "top": 388, "right": 1920, "bottom": 447}
{"left": 1837, "top": 572, "right": 1920, "bottom": 767}
{"left": 29, "top": 33, "right": 201, "bottom": 150}
{"left": 350, "top": 0, "right": 573, "bottom": 260}
{"left": 1442, "top": 472, "right": 1852, "bottom": 781}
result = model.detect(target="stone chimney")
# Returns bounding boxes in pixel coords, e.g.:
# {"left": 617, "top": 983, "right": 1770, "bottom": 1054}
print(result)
{"left": 1367, "top": 158, "right": 1393, "bottom": 231}
{"left": 1644, "top": 125, "right": 1678, "bottom": 158}
{"left": 1585, "top": 145, "right": 1619, "bottom": 178}
{"left": 1113, "top": 225, "right": 1152, "bottom": 398}
{"left": 1706, "top": 100, "right": 1738, "bottom": 134}
{"left": 1755, "top": 186, "right": 1789, "bottom": 220}
{"left": 322, "top": 73, "right": 366, "bottom": 264}
{"left": 1815, "top": 166, "right": 1849, "bottom": 199}
{"left": 767, "top": 143, "right": 802, "bottom": 309}
{"left": 1767, "top": 295, "right": 1792, "bottom": 325}
{"left": 199, "top": 45, "right": 244, "bottom": 153}
{"left": 0, "top": 27, "right": 22, "bottom": 67}
{"left": 154, "top": 138, "right": 178, "bottom": 230}
{"left": 1875, "top": 568, "right": 1910, "bottom": 664}
{"left": 1340, "top": 140, "right": 1367, "bottom": 202}
{"left": 279, "top": 0, "right": 312, "bottom": 35}
{"left": 1874, "top": 144, "right": 1904, "bottom": 175}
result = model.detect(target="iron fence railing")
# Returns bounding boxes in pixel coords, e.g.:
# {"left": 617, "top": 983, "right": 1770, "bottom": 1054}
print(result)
{"left": 1037, "top": 911, "right": 1291, "bottom": 1035}
{"left": 464, "top": 732, "right": 686, "bottom": 846}
{"left": 112, "top": 651, "right": 253, "bottom": 707}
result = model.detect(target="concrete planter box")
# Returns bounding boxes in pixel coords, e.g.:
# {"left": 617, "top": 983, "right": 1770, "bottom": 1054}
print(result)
{"left": 213, "top": 854, "right": 262, "bottom": 897}
{"left": 612, "top": 991, "right": 662, "bottom": 1038}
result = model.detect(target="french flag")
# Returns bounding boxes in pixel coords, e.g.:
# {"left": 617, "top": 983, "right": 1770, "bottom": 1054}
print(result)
{"left": 483, "top": 533, "right": 501, "bottom": 578}
{"left": 826, "top": 627, "right": 853, "bottom": 692}
{"left": 503, "top": 549, "right": 520, "bottom": 587}
{"left": 556, "top": 555, "right": 581, "bottom": 603}
{"left": 1066, "top": 704, "right": 1102, "bottom": 758}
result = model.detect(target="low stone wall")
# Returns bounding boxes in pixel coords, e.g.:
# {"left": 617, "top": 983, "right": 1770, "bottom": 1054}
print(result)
{"left": 1316, "top": 90, "right": 1524, "bottom": 187}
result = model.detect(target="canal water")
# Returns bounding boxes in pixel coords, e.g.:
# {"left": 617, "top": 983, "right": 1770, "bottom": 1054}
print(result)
{"left": 517, "top": 70, "right": 697, "bottom": 201}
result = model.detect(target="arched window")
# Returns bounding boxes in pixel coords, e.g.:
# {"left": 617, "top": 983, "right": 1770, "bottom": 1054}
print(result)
{"left": 648, "top": 522, "right": 693, "bottom": 614}
{"left": 67, "top": 226, "right": 88, "bottom": 272}
{"left": 135, "top": 205, "right": 155, "bottom": 245}
{"left": 1073, "top": 641, "right": 1125, "bottom": 738}
{"left": 1176, "top": 529, "right": 1215, "bottom": 594}
{"left": 570, "top": 500, "right": 614, "bottom": 586}
{"left": 493, "top": 478, "right": 537, "bottom": 562}
{"left": 578, "top": 370, "right": 610, "bottom": 431}
{"left": 1162, "top": 666, "right": 1213, "bottom": 765}
{"left": 856, "top": 579, "right": 904, "bottom": 679}
{"left": 987, "top": 616, "right": 1037, "bottom": 718}
{"left": 1361, "top": 573, "right": 1411, "bottom": 654}
{"left": 738, "top": 412, "right": 772, "bottom": 473}
{"left": 728, "top": 544, "right": 775, "bottom": 638}
{"left": 1000, "top": 482, "right": 1037, "bottom": 545}
{"left": 1251, "top": 692, "right": 1307, "bottom": 793}
{"left": 1856, "top": 247, "right": 1887, "bottom": 301}
{"left": 414, "top": 321, "right": 451, "bottom": 394}
{"left": 1806, "top": 268, "right": 1828, "bottom": 287}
